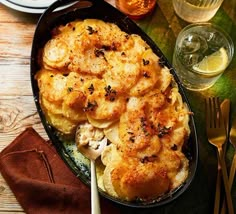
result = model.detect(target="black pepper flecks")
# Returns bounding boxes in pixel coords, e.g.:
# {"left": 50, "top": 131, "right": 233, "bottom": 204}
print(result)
{"left": 140, "top": 117, "right": 149, "bottom": 136}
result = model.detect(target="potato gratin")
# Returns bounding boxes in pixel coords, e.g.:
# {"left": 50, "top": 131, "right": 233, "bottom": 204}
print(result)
{"left": 36, "top": 19, "right": 191, "bottom": 201}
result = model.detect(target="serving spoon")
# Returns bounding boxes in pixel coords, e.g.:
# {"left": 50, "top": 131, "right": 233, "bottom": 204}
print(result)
{"left": 75, "top": 126, "right": 107, "bottom": 214}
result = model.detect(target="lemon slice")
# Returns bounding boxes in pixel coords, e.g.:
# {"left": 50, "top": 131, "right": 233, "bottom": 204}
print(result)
{"left": 193, "top": 47, "right": 229, "bottom": 74}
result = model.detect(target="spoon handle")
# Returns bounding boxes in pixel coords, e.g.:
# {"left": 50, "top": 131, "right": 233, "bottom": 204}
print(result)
{"left": 91, "top": 160, "right": 101, "bottom": 214}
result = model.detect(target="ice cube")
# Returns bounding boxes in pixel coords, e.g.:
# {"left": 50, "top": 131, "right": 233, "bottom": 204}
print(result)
{"left": 180, "top": 53, "right": 204, "bottom": 67}
{"left": 197, "top": 34, "right": 208, "bottom": 53}
{"left": 179, "top": 33, "right": 208, "bottom": 54}
{"left": 179, "top": 33, "right": 200, "bottom": 54}
{"left": 207, "top": 31, "right": 225, "bottom": 52}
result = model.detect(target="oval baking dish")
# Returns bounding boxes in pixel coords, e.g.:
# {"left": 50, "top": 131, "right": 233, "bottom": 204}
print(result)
{"left": 30, "top": 0, "right": 198, "bottom": 208}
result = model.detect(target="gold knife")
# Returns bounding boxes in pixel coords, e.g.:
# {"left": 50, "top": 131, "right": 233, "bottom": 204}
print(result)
{"left": 229, "top": 117, "right": 236, "bottom": 190}
{"left": 221, "top": 116, "right": 236, "bottom": 214}
{"left": 220, "top": 99, "right": 231, "bottom": 214}
{"left": 216, "top": 99, "right": 230, "bottom": 214}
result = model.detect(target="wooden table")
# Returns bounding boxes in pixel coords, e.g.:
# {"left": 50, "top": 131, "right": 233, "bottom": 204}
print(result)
{"left": 0, "top": 3, "right": 47, "bottom": 213}
{"left": 0, "top": 0, "right": 236, "bottom": 213}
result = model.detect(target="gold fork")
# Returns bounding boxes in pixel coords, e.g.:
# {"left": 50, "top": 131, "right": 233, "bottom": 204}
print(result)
{"left": 205, "top": 97, "right": 234, "bottom": 214}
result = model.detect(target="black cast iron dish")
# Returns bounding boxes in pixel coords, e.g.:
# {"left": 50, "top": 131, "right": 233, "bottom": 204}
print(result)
{"left": 31, "top": 0, "right": 198, "bottom": 208}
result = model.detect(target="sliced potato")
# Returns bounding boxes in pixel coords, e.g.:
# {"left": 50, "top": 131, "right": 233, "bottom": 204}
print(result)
{"left": 44, "top": 110, "right": 77, "bottom": 135}
{"left": 86, "top": 114, "right": 116, "bottom": 129}
{"left": 43, "top": 38, "right": 70, "bottom": 69}
{"left": 103, "top": 122, "right": 122, "bottom": 145}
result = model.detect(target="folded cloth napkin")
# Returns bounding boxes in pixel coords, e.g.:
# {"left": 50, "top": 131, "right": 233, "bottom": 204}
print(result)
{"left": 0, "top": 127, "right": 122, "bottom": 214}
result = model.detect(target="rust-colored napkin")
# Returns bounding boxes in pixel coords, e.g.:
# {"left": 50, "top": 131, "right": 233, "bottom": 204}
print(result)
{"left": 0, "top": 127, "right": 122, "bottom": 214}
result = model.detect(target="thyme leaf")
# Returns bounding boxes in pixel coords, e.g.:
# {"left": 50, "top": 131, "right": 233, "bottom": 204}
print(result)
{"left": 83, "top": 101, "right": 98, "bottom": 112}
{"left": 143, "top": 59, "right": 150, "bottom": 66}
{"left": 87, "top": 26, "right": 97, "bottom": 35}
{"left": 157, "top": 124, "right": 172, "bottom": 138}
{"left": 67, "top": 87, "right": 73, "bottom": 92}
{"left": 104, "top": 85, "right": 117, "bottom": 102}
{"left": 88, "top": 84, "right": 94, "bottom": 95}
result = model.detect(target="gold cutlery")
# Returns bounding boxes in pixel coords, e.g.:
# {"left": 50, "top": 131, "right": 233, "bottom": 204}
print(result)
{"left": 205, "top": 97, "right": 234, "bottom": 214}
{"left": 221, "top": 99, "right": 231, "bottom": 145}
{"left": 228, "top": 118, "right": 236, "bottom": 192}
{"left": 214, "top": 99, "right": 230, "bottom": 214}
{"left": 221, "top": 115, "right": 236, "bottom": 214}
{"left": 220, "top": 99, "right": 231, "bottom": 214}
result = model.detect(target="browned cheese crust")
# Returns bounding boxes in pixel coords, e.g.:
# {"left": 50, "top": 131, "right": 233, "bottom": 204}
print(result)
{"left": 36, "top": 19, "right": 190, "bottom": 201}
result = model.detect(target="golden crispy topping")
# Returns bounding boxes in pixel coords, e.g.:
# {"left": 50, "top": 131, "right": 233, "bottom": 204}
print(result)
{"left": 36, "top": 19, "right": 190, "bottom": 202}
